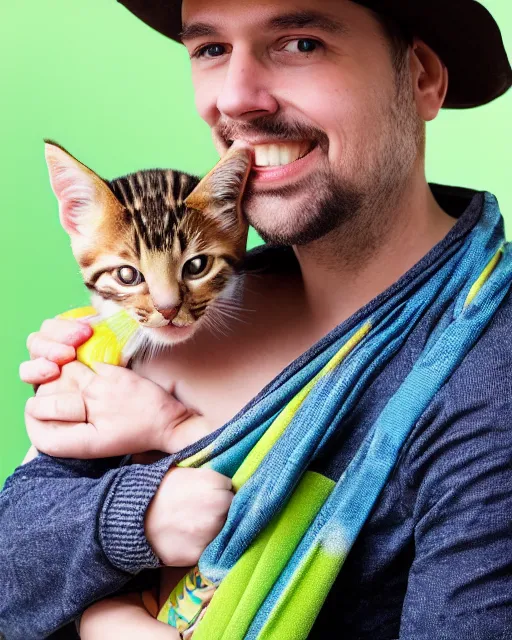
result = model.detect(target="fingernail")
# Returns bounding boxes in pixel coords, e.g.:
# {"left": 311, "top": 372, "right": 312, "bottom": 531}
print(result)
{"left": 50, "top": 345, "right": 75, "bottom": 361}
{"left": 77, "top": 320, "right": 93, "bottom": 332}
{"left": 41, "top": 363, "right": 60, "bottom": 378}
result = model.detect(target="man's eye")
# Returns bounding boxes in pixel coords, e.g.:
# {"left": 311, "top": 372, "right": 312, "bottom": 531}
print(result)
{"left": 194, "top": 44, "right": 226, "bottom": 59}
{"left": 281, "top": 39, "right": 321, "bottom": 54}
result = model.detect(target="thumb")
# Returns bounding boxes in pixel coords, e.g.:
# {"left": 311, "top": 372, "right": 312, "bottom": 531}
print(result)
{"left": 91, "top": 362, "right": 126, "bottom": 378}
{"left": 79, "top": 362, "right": 123, "bottom": 398}
{"left": 25, "top": 412, "right": 98, "bottom": 459}
{"left": 60, "top": 360, "right": 97, "bottom": 392}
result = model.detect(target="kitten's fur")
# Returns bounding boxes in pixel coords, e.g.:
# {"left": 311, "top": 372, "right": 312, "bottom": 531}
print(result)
{"left": 45, "top": 141, "right": 252, "bottom": 360}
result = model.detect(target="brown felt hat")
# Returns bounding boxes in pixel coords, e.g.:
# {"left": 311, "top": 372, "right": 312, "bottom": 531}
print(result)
{"left": 117, "top": 0, "right": 511, "bottom": 109}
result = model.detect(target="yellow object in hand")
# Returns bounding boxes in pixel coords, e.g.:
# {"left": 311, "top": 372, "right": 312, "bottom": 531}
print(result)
{"left": 58, "top": 307, "right": 140, "bottom": 371}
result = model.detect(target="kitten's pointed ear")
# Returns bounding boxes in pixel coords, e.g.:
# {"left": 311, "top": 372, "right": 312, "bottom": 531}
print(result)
{"left": 184, "top": 142, "right": 252, "bottom": 233}
{"left": 44, "top": 141, "right": 118, "bottom": 237}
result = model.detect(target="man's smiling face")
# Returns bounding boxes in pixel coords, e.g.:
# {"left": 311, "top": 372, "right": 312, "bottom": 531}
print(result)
{"left": 181, "top": 0, "right": 424, "bottom": 245}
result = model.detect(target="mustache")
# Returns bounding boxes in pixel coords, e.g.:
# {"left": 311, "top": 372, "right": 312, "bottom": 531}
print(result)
{"left": 215, "top": 117, "right": 329, "bottom": 151}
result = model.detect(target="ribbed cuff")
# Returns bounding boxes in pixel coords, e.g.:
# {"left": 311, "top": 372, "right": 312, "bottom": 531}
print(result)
{"left": 100, "top": 456, "right": 174, "bottom": 574}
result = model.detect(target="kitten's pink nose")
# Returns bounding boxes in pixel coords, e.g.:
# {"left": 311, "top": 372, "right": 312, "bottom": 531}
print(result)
{"left": 156, "top": 305, "right": 179, "bottom": 321}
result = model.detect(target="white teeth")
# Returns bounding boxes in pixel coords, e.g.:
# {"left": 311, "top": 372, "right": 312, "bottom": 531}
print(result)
{"left": 254, "top": 146, "right": 270, "bottom": 166}
{"left": 252, "top": 142, "right": 311, "bottom": 167}
{"left": 268, "top": 144, "right": 280, "bottom": 166}
{"left": 279, "top": 144, "right": 295, "bottom": 165}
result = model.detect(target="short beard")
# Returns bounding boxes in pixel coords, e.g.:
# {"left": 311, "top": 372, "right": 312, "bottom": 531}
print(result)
{"left": 243, "top": 55, "right": 424, "bottom": 249}
{"left": 244, "top": 169, "right": 364, "bottom": 246}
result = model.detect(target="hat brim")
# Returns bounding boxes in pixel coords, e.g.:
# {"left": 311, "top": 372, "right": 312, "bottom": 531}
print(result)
{"left": 118, "top": 0, "right": 511, "bottom": 109}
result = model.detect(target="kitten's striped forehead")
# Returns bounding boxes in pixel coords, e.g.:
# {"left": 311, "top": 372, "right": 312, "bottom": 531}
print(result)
{"left": 110, "top": 169, "right": 197, "bottom": 212}
{"left": 108, "top": 169, "right": 200, "bottom": 251}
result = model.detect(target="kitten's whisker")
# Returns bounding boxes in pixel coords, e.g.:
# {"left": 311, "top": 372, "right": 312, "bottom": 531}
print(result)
{"left": 210, "top": 303, "right": 241, "bottom": 317}
{"left": 207, "top": 305, "right": 238, "bottom": 325}
{"left": 211, "top": 299, "right": 251, "bottom": 321}
{"left": 202, "top": 312, "right": 230, "bottom": 339}
{"left": 206, "top": 312, "right": 229, "bottom": 334}
{"left": 213, "top": 308, "right": 248, "bottom": 326}
{"left": 213, "top": 299, "right": 248, "bottom": 312}
{"left": 217, "top": 315, "right": 236, "bottom": 335}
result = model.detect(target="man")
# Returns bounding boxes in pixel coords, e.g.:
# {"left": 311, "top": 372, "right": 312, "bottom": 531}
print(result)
{"left": 1, "top": 0, "right": 511, "bottom": 638}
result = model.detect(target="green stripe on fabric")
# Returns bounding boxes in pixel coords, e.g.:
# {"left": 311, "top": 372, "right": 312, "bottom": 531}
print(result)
{"left": 257, "top": 542, "right": 346, "bottom": 639}
{"left": 232, "top": 322, "right": 372, "bottom": 491}
{"left": 192, "top": 472, "right": 335, "bottom": 640}
{"left": 464, "top": 246, "right": 504, "bottom": 307}
{"left": 177, "top": 443, "right": 215, "bottom": 469}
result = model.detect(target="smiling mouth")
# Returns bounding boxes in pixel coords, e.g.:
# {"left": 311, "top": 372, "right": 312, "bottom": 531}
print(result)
{"left": 227, "top": 140, "right": 317, "bottom": 167}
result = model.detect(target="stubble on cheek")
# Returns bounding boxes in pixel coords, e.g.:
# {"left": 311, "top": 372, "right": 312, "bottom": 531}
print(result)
{"left": 242, "top": 166, "right": 364, "bottom": 246}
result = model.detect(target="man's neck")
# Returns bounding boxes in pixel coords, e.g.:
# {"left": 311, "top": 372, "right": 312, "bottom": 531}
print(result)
{"left": 292, "top": 174, "right": 457, "bottom": 334}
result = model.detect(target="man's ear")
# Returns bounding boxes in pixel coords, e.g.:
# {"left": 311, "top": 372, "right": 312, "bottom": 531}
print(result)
{"left": 410, "top": 38, "right": 449, "bottom": 121}
{"left": 184, "top": 142, "right": 252, "bottom": 234}
{"left": 44, "top": 141, "right": 120, "bottom": 238}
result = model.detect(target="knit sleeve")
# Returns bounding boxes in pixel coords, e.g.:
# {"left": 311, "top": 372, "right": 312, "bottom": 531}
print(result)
{"left": 0, "top": 453, "right": 172, "bottom": 640}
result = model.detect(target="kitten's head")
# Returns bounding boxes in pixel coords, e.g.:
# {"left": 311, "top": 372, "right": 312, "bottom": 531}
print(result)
{"left": 45, "top": 141, "right": 252, "bottom": 348}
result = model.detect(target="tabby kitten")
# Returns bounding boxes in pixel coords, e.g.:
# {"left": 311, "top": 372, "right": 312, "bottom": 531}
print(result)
{"left": 44, "top": 141, "right": 252, "bottom": 360}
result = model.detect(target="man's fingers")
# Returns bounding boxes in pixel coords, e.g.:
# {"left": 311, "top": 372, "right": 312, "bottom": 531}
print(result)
{"left": 92, "top": 362, "right": 127, "bottom": 379}
{"left": 196, "top": 467, "right": 233, "bottom": 491}
{"left": 26, "top": 334, "right": 76, "bottom": 364}
{"left": 19, "top": 358, "right": 60, "bottom": 384}
{"left": 26, "top": 393, "right": 87, "bottom": 422}
{"left": 163, "top": 467, "right": 233, "bottom": 492}
{"left": 24, "top": 413, "right": 97, "bottom": 459}
{"left": 26, "top": 318, "right": 93, "bottom": 361}
{"left": 93, "top": 362, "right": 119, "bottom": 375}
{"left": 64, "top": 361, "right": 99, "bottom": 394}
{"left": 39, "top": 317, "right": 93, "bottom": 345}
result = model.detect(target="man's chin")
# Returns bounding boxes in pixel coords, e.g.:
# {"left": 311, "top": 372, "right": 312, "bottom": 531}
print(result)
{"left": 245, "top": 191, "right": 362, "bottom": 247}
{"left": 244, "top": 191, "right": 317, "bottom": 245}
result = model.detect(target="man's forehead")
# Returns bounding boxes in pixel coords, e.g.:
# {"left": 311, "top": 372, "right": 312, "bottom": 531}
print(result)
{"left": 181, "top": 0, "right": 361, "bottom": 40}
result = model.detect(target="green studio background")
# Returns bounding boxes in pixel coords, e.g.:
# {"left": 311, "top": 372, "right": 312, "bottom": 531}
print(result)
{"left": 0, "top": 0, "right": 510, "bottom": 484}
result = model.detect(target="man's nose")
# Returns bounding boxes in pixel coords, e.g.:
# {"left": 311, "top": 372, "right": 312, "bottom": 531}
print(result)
{"left": 216, "top": 49, "right": 278, "bottom": 121}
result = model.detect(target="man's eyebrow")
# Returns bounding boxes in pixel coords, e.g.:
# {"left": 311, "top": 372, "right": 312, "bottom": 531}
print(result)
{"left": 267, "top": 10, "right": 349, "bottom": 35}
{"left": 180, "top": 10, "right": 349, "bottom": 43}
{"left": 180, "top": 22, "right": 220, "bottom": 42}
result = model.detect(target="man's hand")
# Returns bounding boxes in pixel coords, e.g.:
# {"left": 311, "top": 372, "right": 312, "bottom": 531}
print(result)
{"left": 20, "top": 317, "right": 93, "bottom": 385}
{"left": 24, "top": 361, "right": 203, "bottom": 458}
{"left": 80, "top": 592, "right": 180, "bottom": 639}
{"left": 145, "top": 467, "right": 234, "bottom": 566}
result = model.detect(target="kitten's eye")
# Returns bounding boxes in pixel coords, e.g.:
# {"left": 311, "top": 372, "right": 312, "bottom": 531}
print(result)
{"left": 183, "top": 255, "right": 212, "bottom": 279}
{"left": 115, "top": 266, "right": 144, "bottom": 286}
